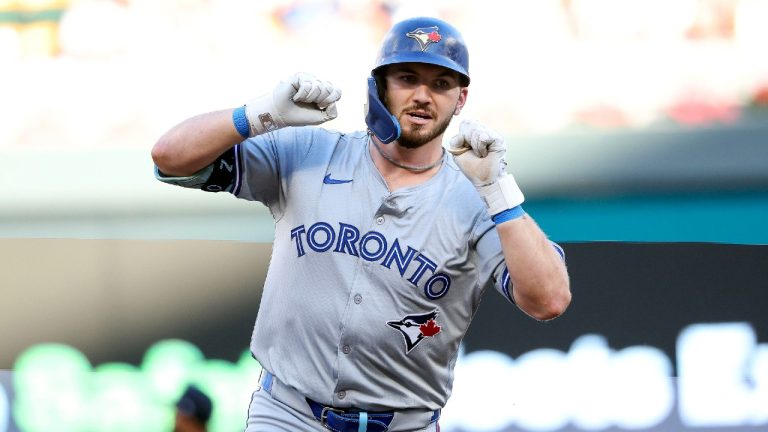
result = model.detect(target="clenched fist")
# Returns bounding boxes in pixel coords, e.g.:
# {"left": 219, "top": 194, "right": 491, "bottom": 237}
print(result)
{"left": 448, "top": 119, "right": 524, "bottom": 216}
{"left": 244, "top": 72, "right": 342, "bottom": 137}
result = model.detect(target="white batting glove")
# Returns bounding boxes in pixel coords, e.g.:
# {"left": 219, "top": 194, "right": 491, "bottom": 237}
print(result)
{"left": 448, "top": 119, "right": 524, "bottom": 216}
{"left": 244, "top": 72, "right": 341, "bottom": 137}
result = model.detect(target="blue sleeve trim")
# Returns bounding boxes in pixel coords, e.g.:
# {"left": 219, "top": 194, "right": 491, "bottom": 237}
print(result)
{"left": 551, "top": 241, "right": 565, "bottom": 260}
{"left": 492, "top": 205, "right": 525, "bottom": 224}
{"left": 501, "top": 268, "right": 515, "bottom": 304}
{"left": 232, "top": 106, "right": 250, "bottom": 138}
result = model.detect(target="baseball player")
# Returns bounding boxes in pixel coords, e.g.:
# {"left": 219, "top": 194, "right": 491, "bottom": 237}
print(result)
{"left": 174, "top": 385, "right": 213, "bottom": 432}
{"left": 152, "top": 16, "right": 570, "bottom": 432}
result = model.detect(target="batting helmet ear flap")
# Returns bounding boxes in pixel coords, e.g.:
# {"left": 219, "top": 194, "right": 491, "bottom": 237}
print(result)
{"left": 365, "top": 77, "right": 401, "bottom": 144}
{"left": 373, "top": 68, "right": 387, "bottom": 101}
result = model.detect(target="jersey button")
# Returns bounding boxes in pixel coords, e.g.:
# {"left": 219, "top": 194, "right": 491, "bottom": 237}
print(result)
{"left": 354, "top": 294, "right": 362, "bottom": 304}
{"left": 338, "top": 391, "right": 346, "bottom": 400}
{"left": 342, "top": 345, "right": 351, "bottom": 354}
{"left": 375, "top": 216, "right": 385, "bottom": 225}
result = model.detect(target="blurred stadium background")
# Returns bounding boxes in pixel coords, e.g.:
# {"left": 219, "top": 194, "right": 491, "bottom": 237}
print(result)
{"left": 1, "top": 0, "right": 767, "bottom": 431}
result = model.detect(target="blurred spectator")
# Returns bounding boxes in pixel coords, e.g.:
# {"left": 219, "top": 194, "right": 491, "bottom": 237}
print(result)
{"left": 666, "top": 91, "right": 739, "bottom": 125}
{"left": 747, "top": 84, "right": 768, "bottom": 111}
{"left": 573, "top": 104, "right": 632, "bottom": 129}
{"left": 687, "top": 0, "right": 737, "bottom": 39}
{"left": 273, "top": 0, "right": 338, "bottom": 34}
{"left": 0, "top": 0, "right": 70, "bottom": 57}
{"left": 174, "top": 385, "right": 212, "bottom": 432}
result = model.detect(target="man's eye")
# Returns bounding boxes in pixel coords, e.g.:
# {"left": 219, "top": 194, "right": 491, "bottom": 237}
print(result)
{"left": 434, "top": 80, "right": 450, "bottom": 89}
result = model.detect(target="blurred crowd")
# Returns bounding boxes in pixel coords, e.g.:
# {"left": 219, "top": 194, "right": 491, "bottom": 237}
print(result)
{"left": 1, "top": 0, "right": 768, "bottom": 150}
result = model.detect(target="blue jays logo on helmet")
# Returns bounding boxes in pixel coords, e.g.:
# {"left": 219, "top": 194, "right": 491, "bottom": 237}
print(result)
{"left": 387, "top": 309, "right": 442, "bottom": 354}
{"left": 371, "top": 16, "right": 469, "bottom": 86}
{"left": 405, "top": 26, "right": 442, "bottom": 52}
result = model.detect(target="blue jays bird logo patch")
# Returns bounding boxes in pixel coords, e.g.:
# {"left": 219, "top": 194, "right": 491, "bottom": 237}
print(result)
{"left": 406, "top": 26, "right": 442, "bottom": 52}
{"left": 387, "top": 310, "right": 442, "bottom": 354}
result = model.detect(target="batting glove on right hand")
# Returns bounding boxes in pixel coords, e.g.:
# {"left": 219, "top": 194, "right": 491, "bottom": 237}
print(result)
{"left": 448, "top": 119, "right": 524, "bottom": 216}
{"left": 244, "top": 72, "right": 341, "bottom": 137}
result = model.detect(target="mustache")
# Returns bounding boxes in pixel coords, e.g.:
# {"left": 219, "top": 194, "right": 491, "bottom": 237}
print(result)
{"left": 399, "top": 104, "right": 437, "bottom": 118}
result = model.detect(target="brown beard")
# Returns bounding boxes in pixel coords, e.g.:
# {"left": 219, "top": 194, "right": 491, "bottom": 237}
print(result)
{"left": 386, "top": 101, "right": 454, "bottom": 149}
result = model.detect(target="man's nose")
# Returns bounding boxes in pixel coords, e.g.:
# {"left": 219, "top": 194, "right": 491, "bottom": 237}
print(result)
{"left": 411, "top": 83, "right": 432, "bottom": 104}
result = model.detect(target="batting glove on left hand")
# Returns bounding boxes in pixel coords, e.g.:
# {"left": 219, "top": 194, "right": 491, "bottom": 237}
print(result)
{"left": 448, "top": 119, "right": 524, "bottom": 216}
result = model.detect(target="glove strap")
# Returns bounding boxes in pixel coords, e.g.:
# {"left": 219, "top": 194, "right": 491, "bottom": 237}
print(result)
{"left": 477, "top": 174, "right": 525, "bottom": 217}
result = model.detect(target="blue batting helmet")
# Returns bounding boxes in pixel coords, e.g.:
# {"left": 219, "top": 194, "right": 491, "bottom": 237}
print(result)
{"left": 372, "top": 16, "right": 470, "bottom": 86}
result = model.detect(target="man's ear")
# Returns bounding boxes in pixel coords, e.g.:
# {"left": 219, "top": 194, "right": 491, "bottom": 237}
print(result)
{"left": 454, "top": 88, "right": 468, "bottom": 115}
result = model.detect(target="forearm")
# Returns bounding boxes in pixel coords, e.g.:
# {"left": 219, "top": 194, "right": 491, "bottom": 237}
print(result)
{"left": 496, "top": 214, "right": 571, "bottom": 321}
{"left": 152, "top": 74, "right": 341, "bottom": 178}
{"left": 448, "top": 120, "right": 571, "bottom": 320}
{"left": 151, "top": 108, "right": 243, "bottom": 177}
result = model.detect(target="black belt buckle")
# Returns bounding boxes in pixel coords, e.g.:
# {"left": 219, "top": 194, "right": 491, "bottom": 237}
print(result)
{"left": 319, "top": 405, "right": 347, "bottom": 426}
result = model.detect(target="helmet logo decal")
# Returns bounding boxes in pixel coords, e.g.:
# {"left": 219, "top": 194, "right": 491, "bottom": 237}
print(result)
{"left": 406, "top": 26, "right": 442, "bottom": 52}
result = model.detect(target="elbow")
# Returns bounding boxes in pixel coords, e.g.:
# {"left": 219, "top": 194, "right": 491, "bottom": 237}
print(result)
{"left": 533, "top": 289, "right": 571, "bottom": 321}
{"left": 518, "top": 278, "right": 572, "bottom": 322}
{"left": 151, "top": 135, "right": 186, "bottom": 176}
{"left": 151, "top": 136, "right": 173, "bottom": 173}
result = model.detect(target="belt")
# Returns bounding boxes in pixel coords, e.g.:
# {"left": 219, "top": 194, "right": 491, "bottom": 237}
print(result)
{"left": 306, "top": 398, "right": 393, "bottom": 432}
{"left": 259, "top": 370, "right": 440, "bottom": 432}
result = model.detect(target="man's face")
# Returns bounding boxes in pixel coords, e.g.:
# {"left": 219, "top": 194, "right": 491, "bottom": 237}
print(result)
{"left": 383, "top": 63, "right": 468, "bottom": 149}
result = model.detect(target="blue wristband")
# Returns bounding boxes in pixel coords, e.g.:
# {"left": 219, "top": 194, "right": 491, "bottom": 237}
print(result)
{"left": 232, "top": 106, "right": 250, "bottom": 138}
{"left": 492, "top": 205, "right": 526, "bottom": 224}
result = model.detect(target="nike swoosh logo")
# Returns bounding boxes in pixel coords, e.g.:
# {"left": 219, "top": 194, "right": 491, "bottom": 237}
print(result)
{"left": 323, "top": 173, "right": 353, "bottom": 185}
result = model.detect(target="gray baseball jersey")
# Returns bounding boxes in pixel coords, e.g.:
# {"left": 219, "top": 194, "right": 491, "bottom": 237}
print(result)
{"left": 156, "top": 126, "right": 519, "bottom": 412}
